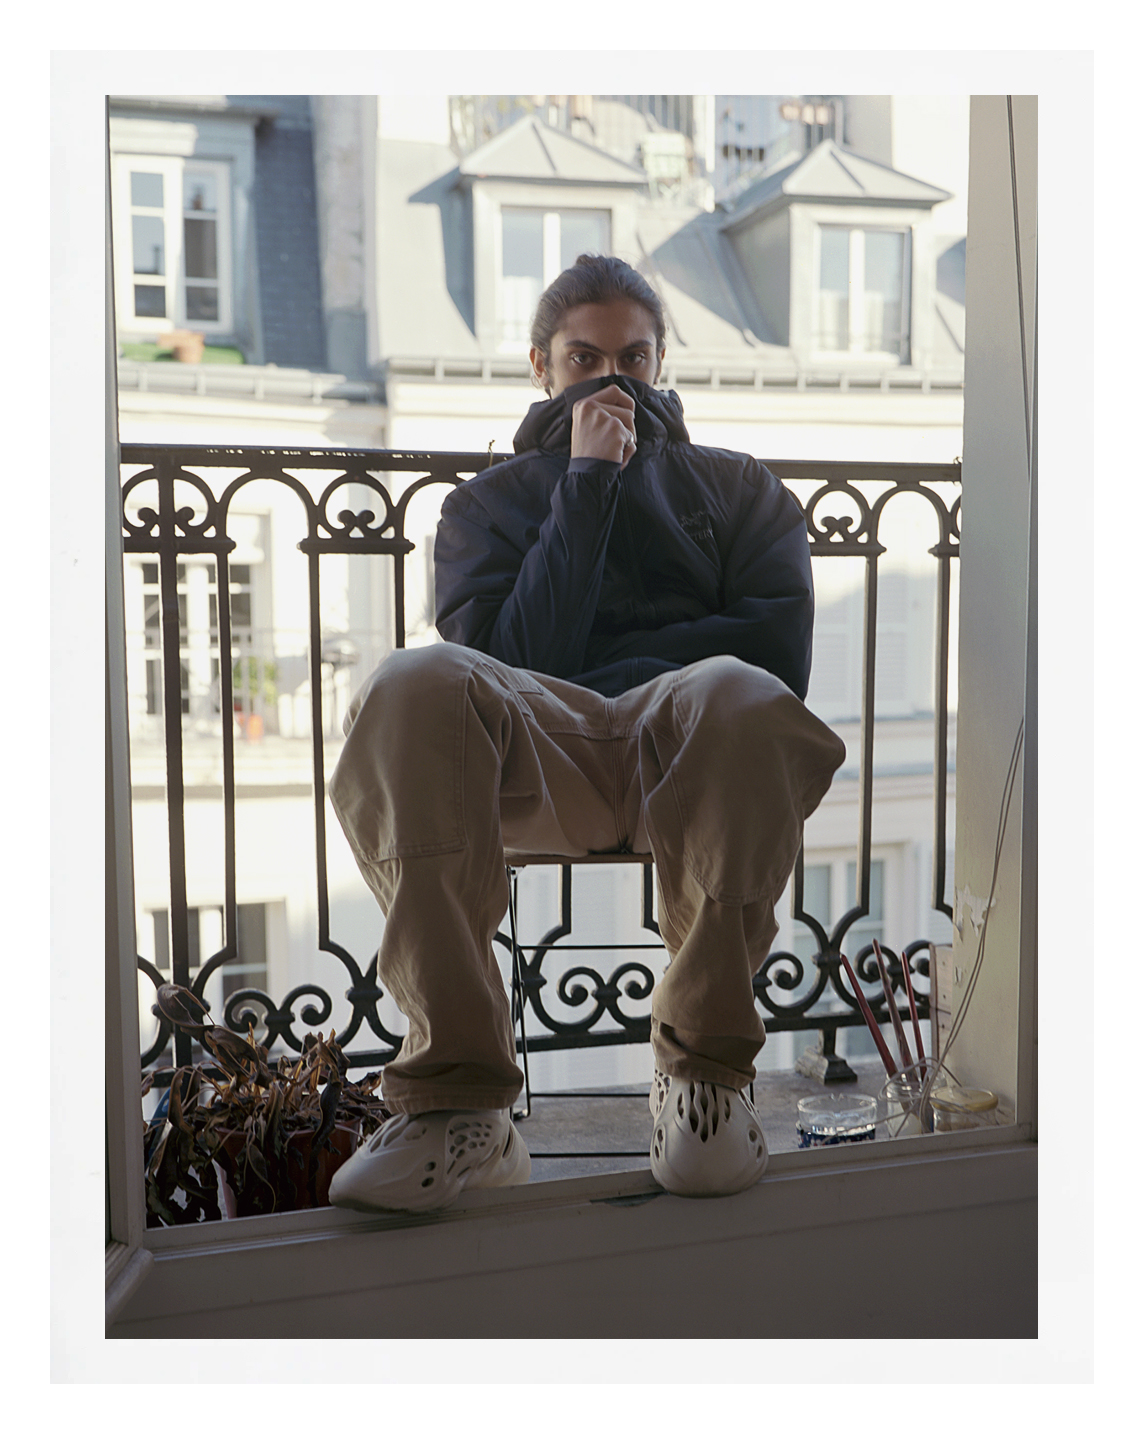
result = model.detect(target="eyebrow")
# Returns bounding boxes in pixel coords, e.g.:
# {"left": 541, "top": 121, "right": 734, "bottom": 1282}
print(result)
{"left": 560, "top": 339, "right": 655, "bottom": 353}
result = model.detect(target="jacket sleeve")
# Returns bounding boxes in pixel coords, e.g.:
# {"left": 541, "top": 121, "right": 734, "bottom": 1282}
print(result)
{"left": 434, "top": 456, "right": 623, "bottom": 678}
{"left": 582, "top": 464, "right": 815, "bottom": 699}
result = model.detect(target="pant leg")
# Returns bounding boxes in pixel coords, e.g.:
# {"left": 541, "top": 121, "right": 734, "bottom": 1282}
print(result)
{"left": 328, "top": 642, "right": 621, "bottom": 1115}
{"left": 621, "top": 655, "right": 847, "bottom": 1090}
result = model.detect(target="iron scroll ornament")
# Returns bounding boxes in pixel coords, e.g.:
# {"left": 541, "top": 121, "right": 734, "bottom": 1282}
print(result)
{"left": 123, "top": 446, "right": 957, "bottom": 1076}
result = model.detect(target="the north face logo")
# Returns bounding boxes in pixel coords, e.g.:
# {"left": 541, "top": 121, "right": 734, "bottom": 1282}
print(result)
{"left": 680, "top": 510, "right": 714, "bottom": 543}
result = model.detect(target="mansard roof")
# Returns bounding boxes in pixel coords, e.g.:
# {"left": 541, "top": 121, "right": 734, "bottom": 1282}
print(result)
{"left": 458, "top": 114, "right": 647, "bottom": 187}
{"left": 722, "top": 139, "right": 952, "bottom": 227}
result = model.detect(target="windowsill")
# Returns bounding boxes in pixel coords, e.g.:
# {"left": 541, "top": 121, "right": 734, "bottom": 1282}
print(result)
{"left": 134, "top": 1121, "right": 1034, "bottom": 1280}
{"left": 114, "top": 1120, "right": 1036, "bottom": 1338}
{"left": 139, "top": 1059, "right": 1032, "bottom": 1255}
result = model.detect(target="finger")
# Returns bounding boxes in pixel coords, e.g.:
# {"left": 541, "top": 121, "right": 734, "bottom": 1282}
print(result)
{"left": 569, "top": 393, "right": 637, "bottom": 466}
{"left": 590, "top": 392, "right": 636, "bottom": 424}
{"left": 574, "top": 391, "right": 635, "bottom": 424}
{"left": 574, "top": 388, "right": 635, "bottom": 417}
{"left": 595, "top": 384, "right": 635, "bottom": 409}
{"left": 571, "top": 408, "right": 634, "bottom": 447}
{"left": 585, "top": 397, "right": 637, "bottom": 438}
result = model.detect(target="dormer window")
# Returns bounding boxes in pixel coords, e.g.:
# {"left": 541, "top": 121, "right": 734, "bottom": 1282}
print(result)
{"left": 817, "top": 225, "right": 911, "bottom": 361}
{"left": 112, "top": 154, "right": 233, "bottom": 336}
{"left": 459, "top": 115, "right": 645, "bottom": 353}
{"left": 719, "top": 141, "right": 947, "bottom": 368}
{"left": 500, "top": 206, "right": 611, "bottom": 344}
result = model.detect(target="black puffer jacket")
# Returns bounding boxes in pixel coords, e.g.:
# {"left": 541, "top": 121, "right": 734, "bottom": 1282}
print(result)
{"left": 434, "top": 374, "right": 814, "bottom": 699}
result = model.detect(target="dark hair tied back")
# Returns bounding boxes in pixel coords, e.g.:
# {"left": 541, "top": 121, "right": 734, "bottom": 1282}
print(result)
{"left": 529, "top": 254, "right": 667, "bottom": 364}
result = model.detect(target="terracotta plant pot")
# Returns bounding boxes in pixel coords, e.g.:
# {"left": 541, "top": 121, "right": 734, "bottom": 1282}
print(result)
{"left": 214, "top": 1121, "right": 360, "bottom": 1219}
{"left": 156, "top": 329, "right": 205, "bottom": 363}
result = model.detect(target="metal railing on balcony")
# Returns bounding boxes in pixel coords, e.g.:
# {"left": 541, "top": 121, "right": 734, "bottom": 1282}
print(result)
{"left": 121, "top": 444, "right": 960, "bottom": 1083}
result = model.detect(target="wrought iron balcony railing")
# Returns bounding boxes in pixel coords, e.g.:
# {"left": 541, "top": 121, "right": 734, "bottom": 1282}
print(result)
{"left": 121, "top": 444, "right": 960, "bottom": 1083}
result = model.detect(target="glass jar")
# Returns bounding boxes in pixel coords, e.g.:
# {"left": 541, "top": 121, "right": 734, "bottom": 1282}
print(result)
{"left": 883, "top": 1072, "right": 929, "bottom": 1135}
{"left": 796, "top": 1093, "right": 877, "bottom": 1148}
{"left": 930, "top": 1086, "right": 999, "bottom": 1132}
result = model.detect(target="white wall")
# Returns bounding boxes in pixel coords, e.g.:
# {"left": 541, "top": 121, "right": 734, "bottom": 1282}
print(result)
{"left": 948, "top": 98, "right": 1036, "bottom": 1117}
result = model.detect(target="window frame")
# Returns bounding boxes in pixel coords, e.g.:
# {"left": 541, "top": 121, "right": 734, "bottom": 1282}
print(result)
{"left": 813, "top": 222, "right": 913, "bottom": 364}
{"left": 111, "top": 153, "right": 234, "bottom": 339}
{"left": 123, "top": 512, "right": 267, "bottom": 740}
{"left": 105, "top": 99, "right": 1038, "bottom": 1329}
{"left": 494, "top": 203, "right": 613, "bottom": 351}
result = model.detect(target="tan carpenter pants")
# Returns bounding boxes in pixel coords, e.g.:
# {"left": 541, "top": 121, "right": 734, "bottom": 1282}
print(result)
{"left": 328, "top": 643, "right": 846, "bottom": 1115}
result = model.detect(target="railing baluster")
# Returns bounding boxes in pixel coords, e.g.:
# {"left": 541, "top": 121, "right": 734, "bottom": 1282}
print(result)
{"left": 857, "top": 548, "right": 879, "bottom": 915}
{"left": 306, "top": 543, "right": 332, "bottom": 945}
{"left": 215, "top": 543, "right": 240, "bottom": 995}
{"left": 157, "top": 457, "right": 193, "bottom": 1066}
{"left": 933, "top": 551, "right": 953, "bottom": 919}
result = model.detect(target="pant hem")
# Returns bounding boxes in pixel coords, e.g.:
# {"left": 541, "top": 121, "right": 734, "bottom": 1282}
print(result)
{"left": 653, "top": 1059, "right": 755, "bottom": 1094}
{"left": 382, "top": 1085, "right": 522, "bottom": 1117}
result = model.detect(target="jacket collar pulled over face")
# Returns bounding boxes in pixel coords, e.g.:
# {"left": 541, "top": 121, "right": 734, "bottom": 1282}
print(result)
{"left": 513, "top": 374, "right": 690, "bottom": 455}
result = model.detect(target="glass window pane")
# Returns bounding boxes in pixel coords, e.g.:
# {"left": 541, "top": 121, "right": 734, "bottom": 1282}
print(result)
{"left": 184, "top": 218, "right": 218, "bottom": 280}
{"left": 817, "top": 293, "right": 847, "bottom": 350}
{"left": 184, "top": 172, "right": 217, "bottom": 214}
{"left": 185, "top": 286, "right": 220, "bottom": 322}
{"left": 864, "top": 231, "right": 905, "bottom": 354}
{"left": 801, "top": 863, "right": 831, "bottom": 924}
{"left": 819, "top": 227, "right": 850, "bottom": 292}
{"left": 131, "top": 171, "right": 164, "bottom": 208}
{"left": 864, "top": 231, "right": 903, "bottom": 298}
{"left": 845, "top": 859, "right": 885, "bottom": 917}
{"left": 134, "top": 284, "right": 166, "bottom": 318}
{"left": 843, "top": 859, "right": 885, "bottom": 957}
{"left": 230, "top": 591, "right": 252, "bottom": 629}
{"left": 792, "top": 861, "right": 832, "bottom": 962}
{"left": 502, "top": 209, "right": 544, "bottom": 279}
{"left": 132, "top": 214, "right": 166, "bottom": 276}
{"left": 501, "top": 210, "right": 544, "bottom": 342}
{"left": 818, "top": 228, "right": 850, "bottom": 351}
{"left": 559, "top": 209, "right": 610, "bottom": 270}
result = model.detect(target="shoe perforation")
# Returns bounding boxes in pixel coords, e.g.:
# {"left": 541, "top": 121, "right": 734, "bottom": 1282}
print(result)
{"left": 649, "top": 1073, "right": 769, "bottom": 1196}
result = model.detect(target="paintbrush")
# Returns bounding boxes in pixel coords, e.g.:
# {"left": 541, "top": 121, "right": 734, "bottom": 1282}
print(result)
{"left": 839, "top": 950, "right": 897, "bottom": 1077}
{"left": 873, "top": 939, "right": 915, "bottom": 1074}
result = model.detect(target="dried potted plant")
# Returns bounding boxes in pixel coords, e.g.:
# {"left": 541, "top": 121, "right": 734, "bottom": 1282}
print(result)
{"left": 142, "top": 983, "right": 390, "bottom": 1226}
